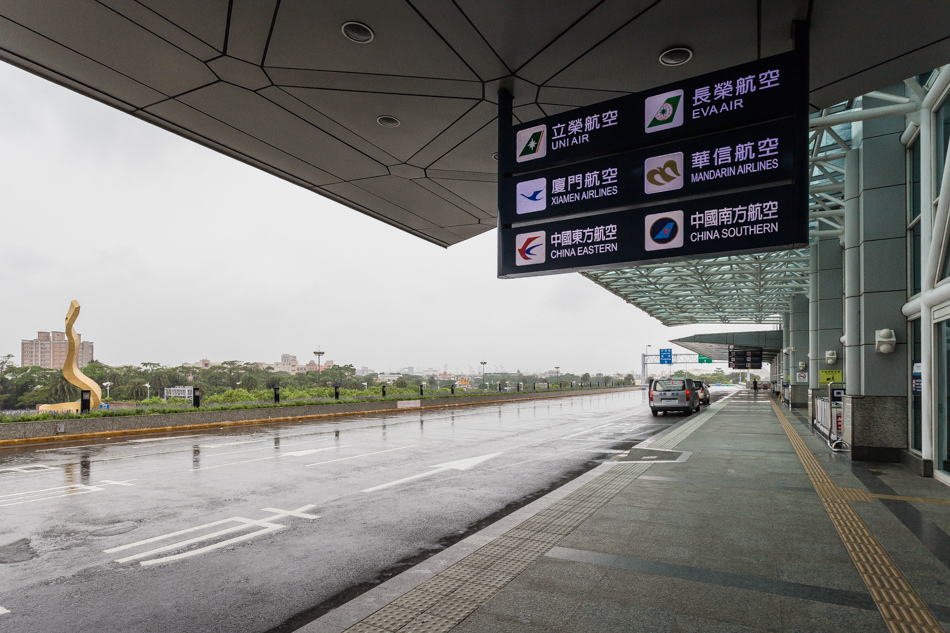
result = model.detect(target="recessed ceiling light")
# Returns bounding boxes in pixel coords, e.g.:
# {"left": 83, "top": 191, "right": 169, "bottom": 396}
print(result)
{"left": 659, "top": 47, "right": 693, "bottom": 66}
{"left": 377, "top": 115, "right": 400, "bottom": 128}
{"left": 342, "top": 21, "right": 374, "bottom": 43}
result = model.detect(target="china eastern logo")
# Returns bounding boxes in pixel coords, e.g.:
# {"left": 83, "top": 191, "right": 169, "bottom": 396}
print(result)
{"left": 645, "top": 210, "right": 684, "bottom": 251}
{"left": 516, "top": 177, "right": 546, "bottom": 214}
{"left": 644, "top": 152, "right": 684, "bottom": 194}
{"left": 515, "top": 231, "right": 546, "bottom": 265}
{"left": 644, "top": 89, "right": 684, "bottom": 133}
{"left": 516, "top": 125, "right": 546, "bottom": 162}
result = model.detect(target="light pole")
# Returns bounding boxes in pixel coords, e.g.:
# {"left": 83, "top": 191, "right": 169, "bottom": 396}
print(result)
{"left": 144, "top": 382, "right": 151, "bottom": 400}
{"left": 313, "top": 349, "right": 324, "bottom": 377}
{"left": 102, "top": 381, "right": 112, "bottom": 398}
{"left": 642, "top": 344, "right": 652, "bottom": 384}
{"left": 555, "top": 366, "right": 560, "bottom": 388}
{"left": 480, "top": 361, "right": 486, "bottom": 389}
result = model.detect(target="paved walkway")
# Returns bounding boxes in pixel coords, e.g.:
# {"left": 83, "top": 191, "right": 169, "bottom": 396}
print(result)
{"left": 303, "top": 389, "right": 950, "bottom": 633}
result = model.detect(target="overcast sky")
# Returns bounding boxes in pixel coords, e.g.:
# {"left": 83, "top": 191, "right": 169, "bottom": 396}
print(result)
{"left": 0, "top": 62, "right": 765, "bottom": 376}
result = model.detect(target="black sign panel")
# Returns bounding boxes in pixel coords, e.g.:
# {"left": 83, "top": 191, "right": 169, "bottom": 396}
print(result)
{"left": 500, "top": 118, "right": 796, "bottom": 225}
{"left": 729, "top": 347, "right": 763, "bottom": 369}
{"left": 502, "top": 51, "right": 798, "bottom": 176}
{"left": 497, "top": 36, "right": 808, "bottom": 279}
{"left": 499, "top": 185, "right": 801, "bottom": 278}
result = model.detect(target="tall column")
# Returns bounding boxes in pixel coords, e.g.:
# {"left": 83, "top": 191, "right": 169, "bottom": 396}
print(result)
{"left": 844, "top": 92, "right": 909, "bottom": 461}
{"left": 810, "top": 237, "right": 844, "bottom": 414}
{"left": 789, "top": 293, "right": 810, "bottom": 407}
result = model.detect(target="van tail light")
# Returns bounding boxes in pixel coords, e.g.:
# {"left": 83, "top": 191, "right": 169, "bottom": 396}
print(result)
{"left": 649, "top": 390, "right": 654, "bottom": 402}
{"left": 685, "top": 390, "right": 690, "bottom": 396}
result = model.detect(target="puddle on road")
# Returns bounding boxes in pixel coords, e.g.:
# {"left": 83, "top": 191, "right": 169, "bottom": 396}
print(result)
{"left": 0, "top": 538, "right": 37, "bottom": 564}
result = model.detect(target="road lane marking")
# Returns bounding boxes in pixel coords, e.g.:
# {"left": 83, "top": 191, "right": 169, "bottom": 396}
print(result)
{"left": 0, "top": 465, "right": 57, "bottom": 475}
{"left": 283, "top": 447, "right": 339, "bottom": 457}
{"left": 129, "top": 436, "right": 201, "bottom": 443}
{"left": 199, "top": 439, "right": 267, "bottom": 448}
{"left": 362, "top": 453, "right": 499, "bottom": 493}
{"left": 305, "top": 444, "right": 416, "bottom": 467}
{"left": 0, "top": 480, "right": 135, "bottom": 507}
{"left": 191, "top": 445, "right": 349, "bottom": 471}
{"left": 0, "top": 606, "right": 9, "bottom": 615}
{"left": 105, "top": 505, "right": 319, "bottom": 565}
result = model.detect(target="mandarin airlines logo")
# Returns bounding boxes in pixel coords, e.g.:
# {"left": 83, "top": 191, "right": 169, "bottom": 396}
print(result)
{"left": 644, "top": 152, "right": 684, "bottom": 194}
{"left": 516, "top": 125, "right": 546, "bottom": 162}
{"left": 516, "top": 177, "right": 546, "bottom": 214}
{"left": 644, "top": 89, "right": 684, "bottom": 133}
{"left": 515, "top": 231, "right": 546, "bottom": 266}
{"left": 644, "top": 210, "right": 684, "bottom": 251}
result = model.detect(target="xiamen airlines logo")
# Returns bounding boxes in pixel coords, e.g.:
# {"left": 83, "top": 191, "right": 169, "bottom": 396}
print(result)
{"left": 644, "top": 89, "right": 684, "bottom": 133}
{"left": 645, "top": 210, "right": 684, "bottom": 251}
{"left": 644, "top": 152, "right": 684, "bottom": 194}
{"left": 515, "top": 231, "right": 546, "bottom": 266}
{"left": 516, "top": 125, "right": 546, "bottom": 162}
{"left": 516, "top": 177, "right": 546, "bottom": 214}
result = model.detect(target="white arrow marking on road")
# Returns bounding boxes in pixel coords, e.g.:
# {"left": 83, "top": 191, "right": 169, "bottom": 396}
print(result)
{"left": 282, "top": 446, "right": 340, "bottom": 458}
{"left": 362, "top": 453, "right": 500, "bottom": 493}
{"left": 0, "top": 606, "right": 10, "bottom": 615}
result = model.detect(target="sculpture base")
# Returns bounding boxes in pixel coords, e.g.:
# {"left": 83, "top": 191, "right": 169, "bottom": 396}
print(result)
{"left": 37, "top": 402, "right": 82, "bottom": 414}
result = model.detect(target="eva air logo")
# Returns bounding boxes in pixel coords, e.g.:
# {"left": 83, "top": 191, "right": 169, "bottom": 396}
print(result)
{"left": 644, "top": 89, "right": 684, "bottom": 133}
{"left": 516, "top": 125, "right": 546, "bottom": 162}
{"left": 644, "top": 152, "right": 683, "bottom": 194}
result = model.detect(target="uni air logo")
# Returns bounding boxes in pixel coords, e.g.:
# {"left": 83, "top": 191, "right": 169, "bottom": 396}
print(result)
{"left": 516, "top": 125, "right": 546, "bottom": 162}
{"left": 515, "top": 230, "right": 546, "bottom": 265}
{"left": 644, "top": 152, "right": 684, "bottom": 194}
{"left": 644, "top": 89, "right": 684, "bottom": 133}
{"left": 516, "top": 177, "right": 546, "bottom": 214}
{"left": 645, "top": 210, "right": 684, "bottom": 251}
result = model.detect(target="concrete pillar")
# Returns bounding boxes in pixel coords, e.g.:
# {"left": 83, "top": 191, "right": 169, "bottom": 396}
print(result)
{"left": 789, "top": 293, "right": 810, "bottom": 407}
{"left": 810, "top": 237, "right": 844, "bottom": 414}
{"left": 843, "top": 92, "right": 909, "bottom": 461}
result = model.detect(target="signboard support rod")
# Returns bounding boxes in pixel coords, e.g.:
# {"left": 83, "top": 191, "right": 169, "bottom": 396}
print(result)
{"left": 497, "top": 88, "right": 513, "bottom": 274}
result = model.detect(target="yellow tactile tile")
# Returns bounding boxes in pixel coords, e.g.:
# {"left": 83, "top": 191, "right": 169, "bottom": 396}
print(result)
{"left": 768, "top": 398, "right": 942, "bottom": 633}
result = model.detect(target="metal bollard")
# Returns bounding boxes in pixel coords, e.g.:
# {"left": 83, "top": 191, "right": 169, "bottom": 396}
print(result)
{"left": 274, "top": 387, "right": 280, "bottom": 404}
{"left": 334, "top": 386, "right": 340, "bottom": 399}
{"left": 193, "top": 387, "right": 201, "bottom": 408}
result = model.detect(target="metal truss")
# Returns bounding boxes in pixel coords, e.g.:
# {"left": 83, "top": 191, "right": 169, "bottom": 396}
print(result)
{"left": 583, "top": 85, "right": 926, "bottom": 327}
{"left": 583, "top": 249, "right": 810, "bottom": 326}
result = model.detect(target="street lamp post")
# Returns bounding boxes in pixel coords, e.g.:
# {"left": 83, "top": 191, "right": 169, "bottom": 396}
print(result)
{"left": 555, "top": 366, "right": 560, "bottom": 388}
{"left": 642, "top": 344, "right": 652, "bottom": 385}
{"left": 313, "top": 349, "right": 324, "bottom": 378}
{"left": 102, "top": 381, "right": 112, "bottom": 398}
{"left": 144, "top": 382, "right": 151, "bottom": 400}
{"left": 480, "top": 361, "right": 487, "bottom": 390}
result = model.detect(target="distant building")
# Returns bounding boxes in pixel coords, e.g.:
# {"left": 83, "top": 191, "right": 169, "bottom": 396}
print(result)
{"left": 21, "top": 331, "right": 94, "bottom": 369}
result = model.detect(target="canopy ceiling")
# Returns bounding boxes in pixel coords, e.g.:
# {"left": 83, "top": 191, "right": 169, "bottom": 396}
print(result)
{"left": 2, "top": 1, "right": 948, "bottom": 246}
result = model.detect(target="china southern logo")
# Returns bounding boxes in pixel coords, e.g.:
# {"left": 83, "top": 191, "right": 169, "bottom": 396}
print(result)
{"left": 515, "top": 230, "right": 546, "bottom": 266}
{"left": 516, "top": 125, "right": 546, "bottom": 162}
{"left": 516, "top": 177, "right": 546, "bottom": 214}
{"left": 644, "top": 152, "right": 684, "bottom": 194}
{"left": 644, "top": 89, "right": 684, "bottom": 133}
{"left": 645, "top": 210, "right": 684, "bottom": 251}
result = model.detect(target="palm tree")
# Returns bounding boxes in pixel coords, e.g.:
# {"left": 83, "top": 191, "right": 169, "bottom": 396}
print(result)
{"left": 47, "top": 372, "right": 79, "bottom": 403}
{"left": 126, "top": 381, "right": 148, "bottom": 401}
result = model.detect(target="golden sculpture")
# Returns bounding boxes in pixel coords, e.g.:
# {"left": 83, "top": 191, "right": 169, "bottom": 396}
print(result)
{"left": 38, "top": 300, "right": 101, "bottom": 414}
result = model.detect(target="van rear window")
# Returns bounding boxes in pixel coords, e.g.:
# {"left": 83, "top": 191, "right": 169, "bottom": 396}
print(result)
{"left": 655, "top": 379, "right": 686, "bottom": 390}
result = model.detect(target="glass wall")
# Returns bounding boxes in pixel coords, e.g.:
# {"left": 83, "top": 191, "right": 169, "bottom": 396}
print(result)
{"left": 911, "top": 318, "right": 922, "bottom": 452}
{"left": 936, "top": 320, "right": 950, "bottom": 474}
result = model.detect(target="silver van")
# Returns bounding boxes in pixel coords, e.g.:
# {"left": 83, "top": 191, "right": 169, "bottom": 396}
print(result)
{"left": 650, "top": 378, "right": 700, "bottom": 416}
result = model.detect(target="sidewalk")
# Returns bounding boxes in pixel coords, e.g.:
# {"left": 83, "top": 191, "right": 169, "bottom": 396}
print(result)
{"left": 302, "top": 389, "right": 950, "bottom": 633}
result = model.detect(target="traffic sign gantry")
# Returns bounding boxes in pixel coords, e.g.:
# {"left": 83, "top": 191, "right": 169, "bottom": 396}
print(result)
{"left": 498, "top": 27, "right": 808, "bottom": 279}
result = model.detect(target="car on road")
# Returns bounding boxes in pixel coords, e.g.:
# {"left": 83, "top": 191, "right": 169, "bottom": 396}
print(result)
{"left": 649, "top": 378, "right": 700, "bottom": 416}
{"left": 694, "top": 380, "right": 710, "bottom": 405}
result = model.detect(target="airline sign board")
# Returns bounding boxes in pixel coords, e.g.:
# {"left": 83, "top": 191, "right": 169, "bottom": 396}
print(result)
{"left": 498, "top": 37, "right": 808, "bottom": 279}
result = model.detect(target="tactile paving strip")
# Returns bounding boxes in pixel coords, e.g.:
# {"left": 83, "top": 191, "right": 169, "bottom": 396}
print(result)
{"left": 768, "top": 398, "right": 943, "bottom": 633}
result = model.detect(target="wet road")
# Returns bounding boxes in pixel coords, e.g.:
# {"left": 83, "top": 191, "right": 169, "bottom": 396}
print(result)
{"left": 0, "top": 390, "right": 681, "bottom": 632}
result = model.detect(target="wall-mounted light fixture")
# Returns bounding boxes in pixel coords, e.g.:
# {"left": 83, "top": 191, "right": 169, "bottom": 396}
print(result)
{"left": 825, "top": 350, "right": 838, "bottom": 365}
{"left": 875, "top": 329, "right": 896, "bottom": 354}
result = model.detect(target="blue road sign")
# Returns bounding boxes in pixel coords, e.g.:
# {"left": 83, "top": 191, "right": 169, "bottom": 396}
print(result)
{"left": 659, "top": 348, "right": 673, "bottom": 364}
